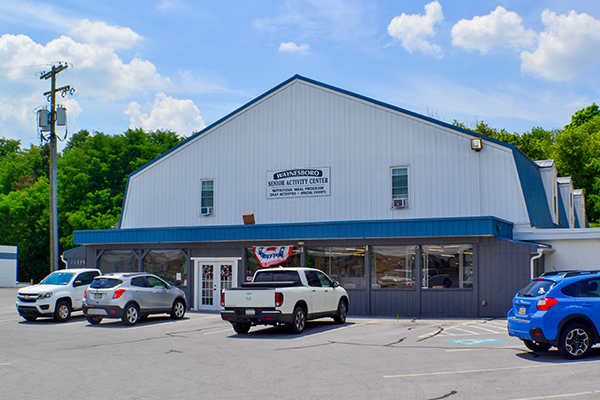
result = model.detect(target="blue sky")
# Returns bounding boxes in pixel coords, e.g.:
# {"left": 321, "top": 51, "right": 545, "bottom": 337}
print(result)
{"left": 1, "top": 0, "right": 600, "bottom": 148}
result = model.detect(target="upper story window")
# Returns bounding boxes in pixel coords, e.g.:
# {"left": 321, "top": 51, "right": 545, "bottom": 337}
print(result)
{"left": 200, "top": 179, "right": 214, "bottom": 216}
{"left": 391, "top": 167, "right": 409, "bottom": 208}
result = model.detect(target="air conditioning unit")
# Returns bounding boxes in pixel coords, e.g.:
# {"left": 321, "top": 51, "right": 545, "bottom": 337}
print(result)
{"left": 393, "top": 198, "right": 408, "bottom": 209}
{"left": 200, "top": 207, "right": 213, "bottom": 216}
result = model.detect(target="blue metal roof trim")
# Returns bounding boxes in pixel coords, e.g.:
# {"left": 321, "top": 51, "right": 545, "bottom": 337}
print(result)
{"left": 511, "top": 148, "right": 556, "bottom": 228}
{"left": 0, "top": 252, "right": 17, "bottom": 260}
{"left": 74, "top": 216, "right": 513, "bottom": 245}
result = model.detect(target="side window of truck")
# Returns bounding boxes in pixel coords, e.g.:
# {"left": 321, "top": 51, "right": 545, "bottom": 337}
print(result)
{"left": 305, "top": 271, "right": 322, "bottom": 287}
{"left": 316, "top": 271, "right": 333, "bottom": 288}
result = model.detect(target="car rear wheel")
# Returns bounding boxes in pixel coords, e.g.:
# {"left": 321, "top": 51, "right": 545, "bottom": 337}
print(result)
{"left": 54, "top": 300, "right": 71, "bottom": 322}
{"left": 559, "top": 323, "right": 592, "bottom": 359}
{"left": 289, "top": 306, "right": 306, "bottom": 334}
{"left": 170, "top": 299, "right": 186, "bottom": 319}
{"left": 86, "top": 316, "right": 102, "bottom": 325}
{"left": 522, "top": 339, "right": 551, "bottom": 352}
{"left": 122, "top": 304, "right": 139, "bottom": 326}
{"left": 333, "top": 299, "right": 348, "bottom": 324}
{"left": 232, "top": 322, "right": 251, "bottom": 334}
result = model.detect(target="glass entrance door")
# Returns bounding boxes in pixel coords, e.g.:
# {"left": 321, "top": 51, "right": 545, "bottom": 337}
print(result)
{"left": 194, "top": 259, "right": 238, "bottom": 310}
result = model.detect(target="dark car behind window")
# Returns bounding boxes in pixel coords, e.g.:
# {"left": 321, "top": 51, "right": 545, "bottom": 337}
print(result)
{"left": 90, "top": 278, "right": 123, "bottom": 289}
{"left": 518, "top": 280, "right": 556, "bottom": 297}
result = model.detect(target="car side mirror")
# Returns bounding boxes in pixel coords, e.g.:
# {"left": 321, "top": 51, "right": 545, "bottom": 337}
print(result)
{"left": 73, "top": 280, "right": 84, "bottom": 287}
{"left": 332, "top": 281, "right": 339, "bottom": 288}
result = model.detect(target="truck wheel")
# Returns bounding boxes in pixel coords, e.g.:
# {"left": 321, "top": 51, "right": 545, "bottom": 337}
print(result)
{"left": 122, "top": 303, "right": 139, "bottom": 326}
{"left": 54, "top": 300, "right": 71, "bottom": 322}
{"left": 333, "top": 300, "right": 348, "bottom": 324}
{"left": 232, "top": 322, "right": 251, "bottom": 334}
{"left": 289, "top": 306, "right": 306, "bottom": 334}
{"left": 86, "top": 316, "right": 102, "bottom": 325}
{"left": 559, "top": 323, "right": 591, "bottom": 359}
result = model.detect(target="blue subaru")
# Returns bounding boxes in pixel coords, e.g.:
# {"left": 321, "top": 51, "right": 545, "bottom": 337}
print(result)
{"left": 507, "top": 271, "right": 600, "bottom": 359}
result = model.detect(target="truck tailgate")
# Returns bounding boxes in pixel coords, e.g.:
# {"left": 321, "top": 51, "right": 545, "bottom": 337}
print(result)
{"left": 223, "top": 288, "right": 275, "bottom": 308}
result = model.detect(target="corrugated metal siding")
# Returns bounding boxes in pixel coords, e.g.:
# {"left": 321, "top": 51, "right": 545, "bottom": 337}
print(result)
{"left": 120, "top": 79, "right": 531, "bottom": 230}
{"left": 477, "top": 237, "right": 534, "bottom": 317}
{"left": 420, "top": 290, "right": 477, "bottom": 318}
{"left": 370, "top": 290, "right": 419, "bottom": 317}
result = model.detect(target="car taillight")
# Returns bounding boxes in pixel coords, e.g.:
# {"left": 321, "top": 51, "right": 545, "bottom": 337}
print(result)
{"left": 83, "top": 289, "right": 87, "bottom": 299}
{"left": 275, "top": 292, "right": 284, "bottom": 307}
{"left": 221, "top": 292, "right": 225, "bottom": 307}
{"left": 113, "top": 289, "right": 126, "bottom": 299}
{"left": 537, "top": 298, "right": 558, "bottom": 311}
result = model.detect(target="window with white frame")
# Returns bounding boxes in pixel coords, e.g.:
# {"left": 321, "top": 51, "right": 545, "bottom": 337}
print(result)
{"left": 200, "top": 179, "right": 214, "bottom": 215}
{"left": 391, "top": 167, "right": 409, "bottom": 208}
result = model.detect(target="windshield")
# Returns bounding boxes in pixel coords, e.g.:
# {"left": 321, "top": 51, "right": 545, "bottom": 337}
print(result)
{"left": 40, "top": 271, "right": 76, "bottom": 285}
{"left": 518, "top": 280, "right": 555, "bottom": 297}
{"left": 90, "top": 278, "right": 122, "bottom": 289}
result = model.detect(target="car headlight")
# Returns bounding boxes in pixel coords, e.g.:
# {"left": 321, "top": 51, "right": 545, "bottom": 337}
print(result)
{"left": 39, "top": 292, "right": 53, "bottom": 299}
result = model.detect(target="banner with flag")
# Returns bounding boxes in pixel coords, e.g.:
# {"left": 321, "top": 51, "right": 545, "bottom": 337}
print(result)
{"left": 253, "top": 246, "right": 294, "bottom": 268}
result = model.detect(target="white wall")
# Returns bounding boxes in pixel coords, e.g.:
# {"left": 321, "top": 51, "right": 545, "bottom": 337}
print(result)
{"left": 0, "top": 245, "right": 17, "bottom": 287}
{"left": 544, "top": 239, "right": 600, "bottom": 271}
{"left": 121, "top": 78, "right": 531, "bottom": 229}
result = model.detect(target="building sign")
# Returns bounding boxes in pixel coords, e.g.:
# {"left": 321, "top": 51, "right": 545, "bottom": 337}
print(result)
{"left": 253, "top": 246, "right": 294, "bottom": 268}
{"left": 267, "top": 167, "right": 330, "bottom": 199}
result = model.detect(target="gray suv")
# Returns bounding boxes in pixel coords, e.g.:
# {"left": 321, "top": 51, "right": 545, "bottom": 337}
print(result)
{"left": 83, "top": 272, "right": 187, "bottom": 325}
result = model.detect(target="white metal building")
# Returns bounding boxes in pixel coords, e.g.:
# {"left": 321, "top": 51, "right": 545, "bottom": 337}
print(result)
{"left": 0, "top": 245, "right": 17, "bottom": 287}
{"left": 72, "top": 75, "right": 591, "bottom": 318}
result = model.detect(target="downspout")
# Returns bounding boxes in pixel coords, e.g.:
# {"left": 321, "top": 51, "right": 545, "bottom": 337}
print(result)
{"left": 530, "top": 247, "right": 555, "bottom": 279}
{"left": 530, "top": 250, "right": 543, "bottom": 280}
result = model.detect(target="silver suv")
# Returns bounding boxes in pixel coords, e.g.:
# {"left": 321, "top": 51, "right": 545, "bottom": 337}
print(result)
{"left": 83, "top": 272, "right": 187, "bottom": 325}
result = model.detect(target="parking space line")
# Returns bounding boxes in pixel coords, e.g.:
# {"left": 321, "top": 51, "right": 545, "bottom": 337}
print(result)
{"left": 384, "top": 359, "right": 600, "bottom": 379}
{"left": 510, "top": 390, "right": 600, "bottom": 400}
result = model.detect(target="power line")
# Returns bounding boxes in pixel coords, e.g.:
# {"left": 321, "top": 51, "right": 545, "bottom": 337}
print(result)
{"left": 0, "top": 77, "right": 38, "bottom": 109}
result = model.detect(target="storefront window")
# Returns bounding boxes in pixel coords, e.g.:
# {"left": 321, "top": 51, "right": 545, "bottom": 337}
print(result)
{"left": 143, "top": 249, "right": 187, "bottom": 286}
{"left": 422, "top": 245, "right": 473, "bottom": 289}
{"left": 245, "top": 247, "right": 301, "bottom": 281}
{"left": 306, "top": 247, "right": 365, "bottom": 289}
{"left": 98, "top": 250, "right": 138, "bottom": 273}
{"left": 372, "top": 246, "right": 417, "bottom": 289}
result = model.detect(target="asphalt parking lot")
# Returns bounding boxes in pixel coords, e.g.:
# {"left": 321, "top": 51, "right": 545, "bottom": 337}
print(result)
{"left": 1, "top": 287, "right": 600, "bottom": 400}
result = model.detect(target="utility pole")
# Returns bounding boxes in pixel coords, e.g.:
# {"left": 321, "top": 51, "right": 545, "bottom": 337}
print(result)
{"left": 40, "top": 63, "right": 73, "bottom": 272}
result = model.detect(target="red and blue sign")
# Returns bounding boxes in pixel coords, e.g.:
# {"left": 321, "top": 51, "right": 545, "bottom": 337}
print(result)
{"left": 253, "top": 246, "right": 294, "bottom": 267}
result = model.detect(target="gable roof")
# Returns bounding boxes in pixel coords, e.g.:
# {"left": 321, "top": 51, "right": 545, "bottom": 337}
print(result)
{"left": 119, "top": 75, "right": 555, "bottom": 229}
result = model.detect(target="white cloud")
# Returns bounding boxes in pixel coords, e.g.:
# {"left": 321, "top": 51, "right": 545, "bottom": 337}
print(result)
{"left": 451, "top": 6, "right": 537, "bottom": 53}
{"left": 125, "top": 93, "right": 205, "bottom": 136}
{"left": 253, "top": 0, "right": 376, "bottom": 43}
{"left": 387, "top": 1, "right": 444, "bottom": 58}
{"left": 0, "top": 28, "right": 171, "bottom": 144}
{"left": 69, "top": 19, "right": 142, "bottom": 49}
{"left": 521, "top": 9, "right": 600, "bottom": 81}
{"left": 279, "top": 42, "right": 310, "bottom": 53}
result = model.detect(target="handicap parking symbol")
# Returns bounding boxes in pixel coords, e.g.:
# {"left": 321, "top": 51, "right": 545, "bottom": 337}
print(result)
{"left": 446, "top": 338, "right": 507, "bottom": 346}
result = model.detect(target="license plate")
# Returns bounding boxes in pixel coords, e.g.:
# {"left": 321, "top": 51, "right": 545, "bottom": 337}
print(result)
{"left": 245, "top": 309, "right": 255, "bottom": 316}
{"left": 87, "top": 308, "right": 107, "bottom": 316}
{"left": 93, "top": 293, "right": 103, "bottom": 300}
{"left": 518, "top": 306, "right": 526, "bottom": 315}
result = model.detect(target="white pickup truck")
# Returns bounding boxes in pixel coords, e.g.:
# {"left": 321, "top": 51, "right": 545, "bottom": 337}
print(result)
{"left": 16, "top": 268, "right": 102, "bottom": 322}
{"left": 220, "top": 267, "right": 349, "bottom": 334}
